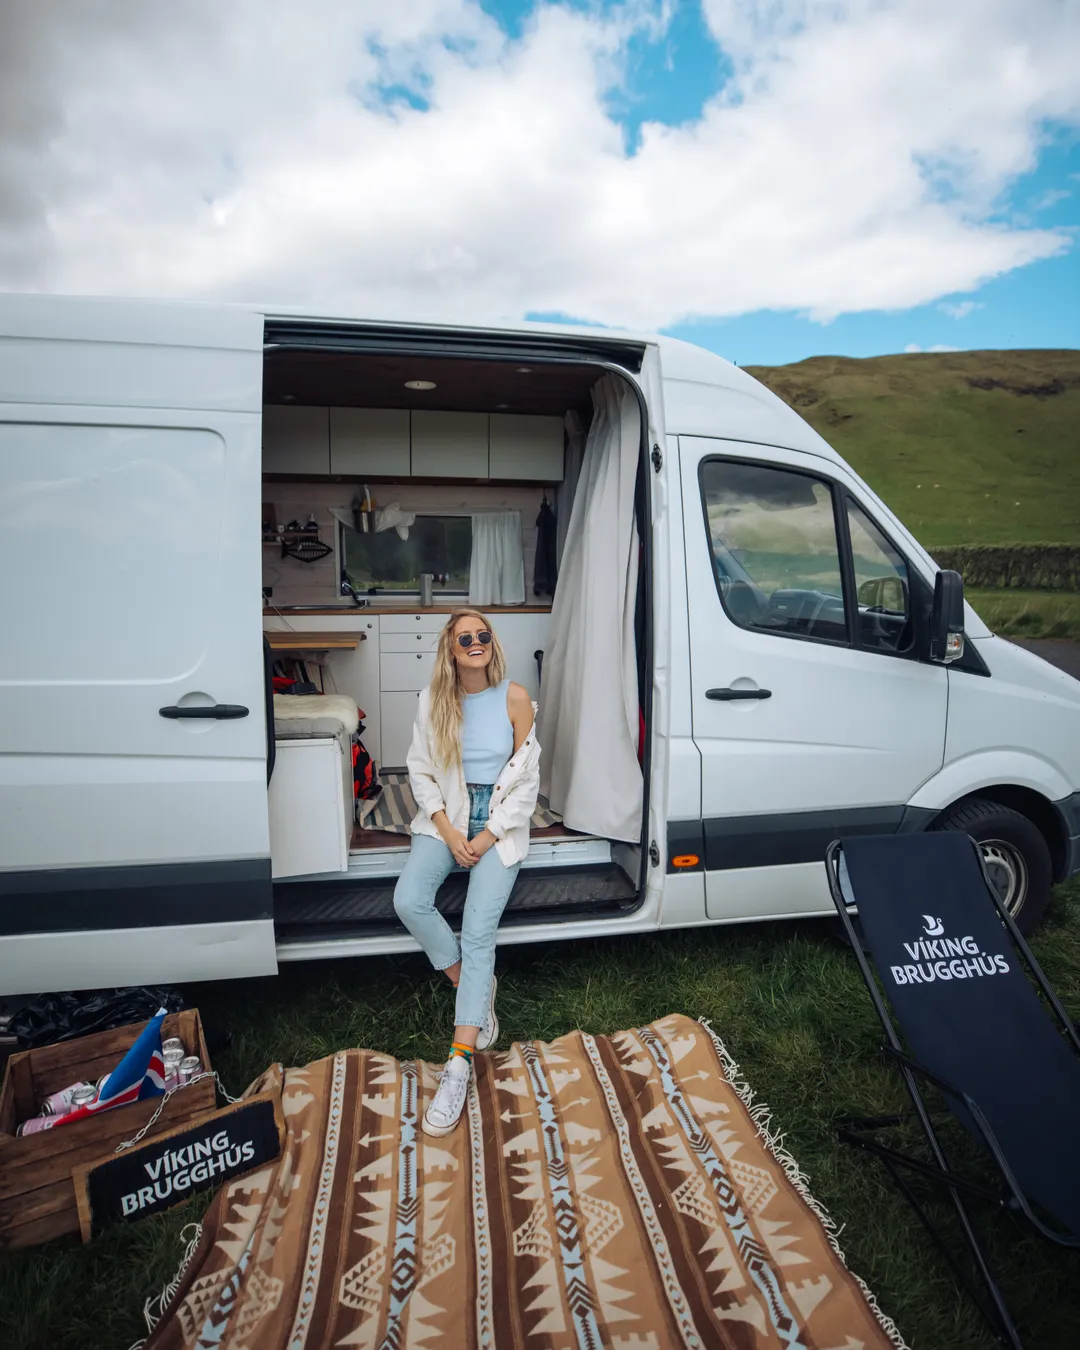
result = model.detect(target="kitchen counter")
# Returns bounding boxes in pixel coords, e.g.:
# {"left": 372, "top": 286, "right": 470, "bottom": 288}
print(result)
{"left": 263, "top": 604, "right": 553, "bottom": 616}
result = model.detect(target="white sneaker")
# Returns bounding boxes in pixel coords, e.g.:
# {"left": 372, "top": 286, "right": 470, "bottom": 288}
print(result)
{"left": 475, "top": 975, "right": 499, "bottom": 1052}
{"left": 423, "top": 1054, "right": 472, "bottom": 1137}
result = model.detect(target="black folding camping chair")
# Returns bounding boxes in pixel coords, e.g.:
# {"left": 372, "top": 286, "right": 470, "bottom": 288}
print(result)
{"left": 826, "top": 831, "right": 1080, "bottom": 1349}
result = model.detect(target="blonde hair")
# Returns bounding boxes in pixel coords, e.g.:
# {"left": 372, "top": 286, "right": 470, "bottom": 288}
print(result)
{"left": 429, "top": 610, "right": 508, "bottom": 769}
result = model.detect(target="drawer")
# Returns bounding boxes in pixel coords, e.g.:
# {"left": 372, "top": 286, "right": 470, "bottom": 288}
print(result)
{"left": 380, "top": 630, "right": 439, "bottom": 654}
{"left": 380, "top": 650, "right": 437, "bottom": 691}
{"left": 380, "top": 613, "right": 448, "bottom": 634}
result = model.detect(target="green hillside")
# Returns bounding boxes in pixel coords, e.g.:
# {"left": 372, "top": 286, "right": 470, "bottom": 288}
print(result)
{"left": 743, "top": 350, "right": 1080, "bottom": 548}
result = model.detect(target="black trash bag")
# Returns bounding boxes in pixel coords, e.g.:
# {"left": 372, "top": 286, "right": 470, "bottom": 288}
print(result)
{"left": 9, "top": 986, "right": 186, "bottom": 1050}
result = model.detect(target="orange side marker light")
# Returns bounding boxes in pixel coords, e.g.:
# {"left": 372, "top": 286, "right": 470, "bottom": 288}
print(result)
{"left": 672, "top": 855, "right": 700, "bottom": 868}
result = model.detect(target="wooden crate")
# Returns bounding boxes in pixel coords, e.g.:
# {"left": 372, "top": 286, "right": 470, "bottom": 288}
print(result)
{"left": 0, "top": 1009, "right": 216, "bottom": 1249}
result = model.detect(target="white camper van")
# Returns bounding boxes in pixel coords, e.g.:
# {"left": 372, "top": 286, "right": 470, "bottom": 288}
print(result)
{"left": 1, "top": 295, "right": 1078, "bottom": 996}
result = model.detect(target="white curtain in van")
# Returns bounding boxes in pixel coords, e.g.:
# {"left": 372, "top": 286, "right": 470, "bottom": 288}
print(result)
{"left": 469, "top": 511, "right": 526, "bottom": 606}
{"left": 539, "top": 375, "right": 642, "bottom": 842}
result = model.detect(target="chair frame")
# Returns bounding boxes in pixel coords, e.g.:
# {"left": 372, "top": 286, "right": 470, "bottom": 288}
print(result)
{"left": 825, "top": 837, "right": 1080, "bottom": 1349}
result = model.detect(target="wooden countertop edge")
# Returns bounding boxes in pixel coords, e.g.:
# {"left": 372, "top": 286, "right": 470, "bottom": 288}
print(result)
{"left": 263, "top": 606, "right": 554, "bottom": 616}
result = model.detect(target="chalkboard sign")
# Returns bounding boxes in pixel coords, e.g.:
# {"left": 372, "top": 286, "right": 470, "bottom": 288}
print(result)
{"left": 73, "top": 1091, "right": 283, "bottom": 1239}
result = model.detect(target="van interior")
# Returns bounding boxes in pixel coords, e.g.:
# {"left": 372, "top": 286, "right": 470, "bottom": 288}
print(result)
{"left": 260, "top": 334, "right": 650, "bottom": 948}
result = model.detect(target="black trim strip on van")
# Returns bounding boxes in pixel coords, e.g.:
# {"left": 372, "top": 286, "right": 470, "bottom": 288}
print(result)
{"left": 264, "top": 321, "right": 646, "bottom": 374}
{"left": 688, "top": 805, "right": 936, "bottom": 872}
{"left": 0, "top": 859, "right": 272, "bottom": 936}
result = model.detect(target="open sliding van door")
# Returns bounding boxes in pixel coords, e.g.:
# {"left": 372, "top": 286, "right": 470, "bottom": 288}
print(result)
{"left": 0, "top": 296, "right": 276, "bottom": 994}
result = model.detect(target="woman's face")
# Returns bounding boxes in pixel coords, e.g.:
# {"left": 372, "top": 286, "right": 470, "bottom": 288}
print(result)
{"left": 451, "top": 615, "right": 494, "bottom": 675}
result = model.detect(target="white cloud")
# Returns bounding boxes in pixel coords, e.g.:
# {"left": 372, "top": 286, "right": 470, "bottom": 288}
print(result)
{"left": 938, "top": 299, "right": 984, "bottom": 319}
{"left": 0, "top": 0, "right": 1077, "bottom": 329}
{"left": 1031, "top": 187, "right": 1071, "bottom": 210}
{"left": 904, "top": 342, "right": 961, "bottom": 352}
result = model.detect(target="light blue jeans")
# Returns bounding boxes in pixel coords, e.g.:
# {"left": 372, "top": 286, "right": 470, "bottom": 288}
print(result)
{"left": 393, "top": 784, "right": 522, "bottom": 1028}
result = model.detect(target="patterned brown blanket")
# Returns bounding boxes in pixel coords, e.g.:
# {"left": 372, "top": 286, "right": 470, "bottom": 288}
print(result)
{"left": 146, "top": 1015, "right": 906, "bottom": 1349}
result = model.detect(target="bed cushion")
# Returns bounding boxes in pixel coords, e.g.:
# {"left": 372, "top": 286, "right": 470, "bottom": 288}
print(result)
{"left": 272, "top": 693, "right": 360, "bottom": 741}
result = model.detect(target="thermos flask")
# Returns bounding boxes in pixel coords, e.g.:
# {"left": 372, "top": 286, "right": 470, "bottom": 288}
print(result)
{"left": 419, "top": 573, "right": 434, "bottom": 607}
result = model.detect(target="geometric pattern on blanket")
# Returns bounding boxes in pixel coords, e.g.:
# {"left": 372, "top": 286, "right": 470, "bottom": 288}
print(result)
{"left": 361, "top": 770, "right": 563, "bottom": 835}
{"left": 145, "top": 1014, "right": 906, "bottom": 1350}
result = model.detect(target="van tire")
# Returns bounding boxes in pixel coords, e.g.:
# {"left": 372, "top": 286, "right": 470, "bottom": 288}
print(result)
{"left": 932, "top": 797, "right": 1053, "bottom": 935}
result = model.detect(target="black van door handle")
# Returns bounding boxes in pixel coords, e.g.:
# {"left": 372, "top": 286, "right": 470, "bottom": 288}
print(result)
{"left": 706, "top": 687, "right": 772, "bottom": 701}
{"left": 159, "top": 704, "right": 250, "bottom": 719}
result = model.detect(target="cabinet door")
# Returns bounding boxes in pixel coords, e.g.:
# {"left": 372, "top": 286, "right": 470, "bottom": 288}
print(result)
{"left": 262, "top": 405, "right": 330, "bottom": 474}
{"left": 489, "top": 414, "right": 564, "bottom": 481}
{"left": 330, "top": 407, "right": 409, "bottom": 477}
{"left": 269, "top": 739, "right": 347, "bottom": 878}
{"left": 410, "top": 410, "right": 488, "bottom": 477}
{"left": 381, "top": 690, "right": 422, "bottom": 769}
{"left": 381, "top": 650, "right": 438, "bottom": 692}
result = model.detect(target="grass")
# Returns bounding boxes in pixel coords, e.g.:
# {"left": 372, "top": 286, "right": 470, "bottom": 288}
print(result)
{"left": 967, "top": 588, "right": 1080, "bottom": 642}
{"left": 4, "top": 878, "right": 1080, "bottom": 1350}
{"left": 745, "top": 350, "right": 1080, "bottom": 549}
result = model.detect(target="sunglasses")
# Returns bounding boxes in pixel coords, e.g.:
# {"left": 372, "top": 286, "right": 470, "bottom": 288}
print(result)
{"left": 456, "top": 630, "right": 493, "bottom": 649}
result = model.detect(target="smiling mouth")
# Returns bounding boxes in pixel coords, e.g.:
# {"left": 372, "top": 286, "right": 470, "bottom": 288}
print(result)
{"left": 467, "top": 647, "right": 485, "bottom": 656}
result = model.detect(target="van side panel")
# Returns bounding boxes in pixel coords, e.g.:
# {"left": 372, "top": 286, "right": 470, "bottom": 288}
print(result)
{"left": 0, "top": 299, "right": 275, "bottom": 992}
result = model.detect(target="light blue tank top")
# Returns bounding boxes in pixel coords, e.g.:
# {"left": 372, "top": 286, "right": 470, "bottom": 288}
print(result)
{"left": 461, "top": 679, "right": 514, "bottom": 786}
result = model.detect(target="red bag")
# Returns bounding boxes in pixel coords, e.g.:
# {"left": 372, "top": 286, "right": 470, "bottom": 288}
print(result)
{"left": 352, "top": 735, "right": 381, "bottom": 806}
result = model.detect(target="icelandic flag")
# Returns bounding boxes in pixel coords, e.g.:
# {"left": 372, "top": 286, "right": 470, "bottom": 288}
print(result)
{"left": 51, "top": 1007, "right": 169, "bottom": 1129}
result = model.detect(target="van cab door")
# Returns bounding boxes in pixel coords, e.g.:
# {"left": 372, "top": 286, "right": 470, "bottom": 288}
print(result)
{"left": 679, "top": 437, "right": 947, "bottom": 919}
{"left": 0, "top": 296, "right": 276, "bottom": 994}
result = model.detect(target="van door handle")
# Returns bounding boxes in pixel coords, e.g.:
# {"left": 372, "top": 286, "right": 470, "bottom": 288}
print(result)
{"left": 159, "top": 704, "right": 250, "bottom": 719}
{"left": 706, "top": 687, "right": 772, "bottom": 701}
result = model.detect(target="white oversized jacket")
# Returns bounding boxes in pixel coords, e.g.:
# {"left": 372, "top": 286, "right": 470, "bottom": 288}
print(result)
{"left": 406, "top": 686, "right": 541, "bottom": 867}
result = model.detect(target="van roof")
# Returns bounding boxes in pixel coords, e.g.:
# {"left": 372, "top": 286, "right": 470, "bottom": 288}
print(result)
{"left": 0, "top": 292, "right": 840, "bottom": 462}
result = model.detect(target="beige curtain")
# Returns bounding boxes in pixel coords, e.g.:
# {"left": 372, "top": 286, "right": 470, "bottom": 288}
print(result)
{"left": 538, "top": 376, "right": 642, "bottom": 842}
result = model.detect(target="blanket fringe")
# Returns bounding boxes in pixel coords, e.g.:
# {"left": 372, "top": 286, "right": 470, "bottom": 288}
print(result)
{"left": 697, "top": 1018, "right": 911, "bottom": 1350}
{"left": 127, "top": 1221, "right": 203, "bottom": 1350}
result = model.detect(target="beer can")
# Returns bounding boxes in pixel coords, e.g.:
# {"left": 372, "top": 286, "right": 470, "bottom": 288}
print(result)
{"left": 70, "top": 1084, "right": 98, "bottom": 1109}
{"left": 17, "top": 1115, "right": 57, "bottom": 1137}
{"left": 177, "top": 1056, "right": 202, "bottom": 1085}
{"left": 40, "top": 1081, "right": 92, "bottom": 1116}
{"left": 162, "top": 1038, "right": 184, "bottom": 1056}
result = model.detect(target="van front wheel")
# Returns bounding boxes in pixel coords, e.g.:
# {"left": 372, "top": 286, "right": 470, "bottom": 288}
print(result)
{"left": 933, "top": 798, "right": 1053, "bottom": 935}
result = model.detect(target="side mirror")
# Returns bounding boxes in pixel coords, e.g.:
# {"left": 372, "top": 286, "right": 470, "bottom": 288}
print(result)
{"left": 929, "top": 569, "right": 965, "bottom": 663}
{"left": 858, "top": 575, "right": 906, "bottom": 611}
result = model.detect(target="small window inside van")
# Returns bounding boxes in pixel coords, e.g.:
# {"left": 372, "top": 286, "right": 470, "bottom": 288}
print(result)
{"left": 341, "top": 514, "right": 471, "bottom": 595}
{"left": 700, "top": 460, "right": 848, "bottom": 643}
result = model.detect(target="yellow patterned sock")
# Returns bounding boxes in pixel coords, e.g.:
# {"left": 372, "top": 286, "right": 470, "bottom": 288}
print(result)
{"left": 449, "top": 1042, "right": 473, "bottom": 1063}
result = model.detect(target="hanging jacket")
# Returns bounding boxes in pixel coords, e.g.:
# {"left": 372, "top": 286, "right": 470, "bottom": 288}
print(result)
{"left": 533, "top": 499, "right": 558, "bottom": 597}
{"left": 406, "top": 686, "right": 541, "bottom": 866}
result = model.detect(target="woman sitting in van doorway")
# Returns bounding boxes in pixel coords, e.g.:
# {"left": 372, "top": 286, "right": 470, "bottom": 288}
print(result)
{"left": 393, "top": 610, "right": 539, "bottom": 1137}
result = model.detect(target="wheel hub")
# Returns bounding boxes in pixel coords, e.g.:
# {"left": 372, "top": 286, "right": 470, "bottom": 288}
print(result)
{"left": 979, "top": 838, "right": 1029, "bottom": 915}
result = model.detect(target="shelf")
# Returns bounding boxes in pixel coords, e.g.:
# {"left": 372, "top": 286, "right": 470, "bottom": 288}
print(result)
{"left": 265, "top": 631, "right": 365, "bottom": 651}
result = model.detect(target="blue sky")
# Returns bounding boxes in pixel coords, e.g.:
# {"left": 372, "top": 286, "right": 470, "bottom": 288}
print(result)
{"left": 490, "top": 0, "right": 1079, "bottom": 366}
{"left": 3, "top": 0, "right": 1077, "bottom": 367}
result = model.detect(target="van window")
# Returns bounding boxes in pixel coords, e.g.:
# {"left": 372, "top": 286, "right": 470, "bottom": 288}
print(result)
{"left": 341, "top": 514, "right": 471, "bottom": 595}
{"left": 846, "top": 498, "right": 914, "bottom": 655}
{"left": 700, "top": 459, "right": 848, "bottom": 643}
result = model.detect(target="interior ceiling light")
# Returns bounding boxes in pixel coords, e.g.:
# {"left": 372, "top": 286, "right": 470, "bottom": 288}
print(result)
{"left": 281, "top": 393, "right": 296, "bottom": 401}
{"left": 495, "top": 403, "right": 510, "bottom": 410}
{"left": 515, "top": 366, "right": 532, "bottom": 374}
{"left": 404, "top": 379, "right": 436, "bottom": 390}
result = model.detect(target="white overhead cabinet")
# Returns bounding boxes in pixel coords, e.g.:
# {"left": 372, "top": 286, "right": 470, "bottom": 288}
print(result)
{"left": 410, "top": 410, "right": 489, "bottom": 477}
{"left": 490, "top": 413, "right": 564, "bottom": 481}
{"left": 330, "top": 407, "right": 410, "bottom": 477}
{"left": 264, "top": 406, "right": 565, "bottom": 481}
{"left": 262, "top": 404, "right": 330, "bottom": 474}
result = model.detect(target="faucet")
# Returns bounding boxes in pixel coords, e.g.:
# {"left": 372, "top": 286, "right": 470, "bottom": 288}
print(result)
{"left": 340, "top": 576, "right": 368, "bottom": 608}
